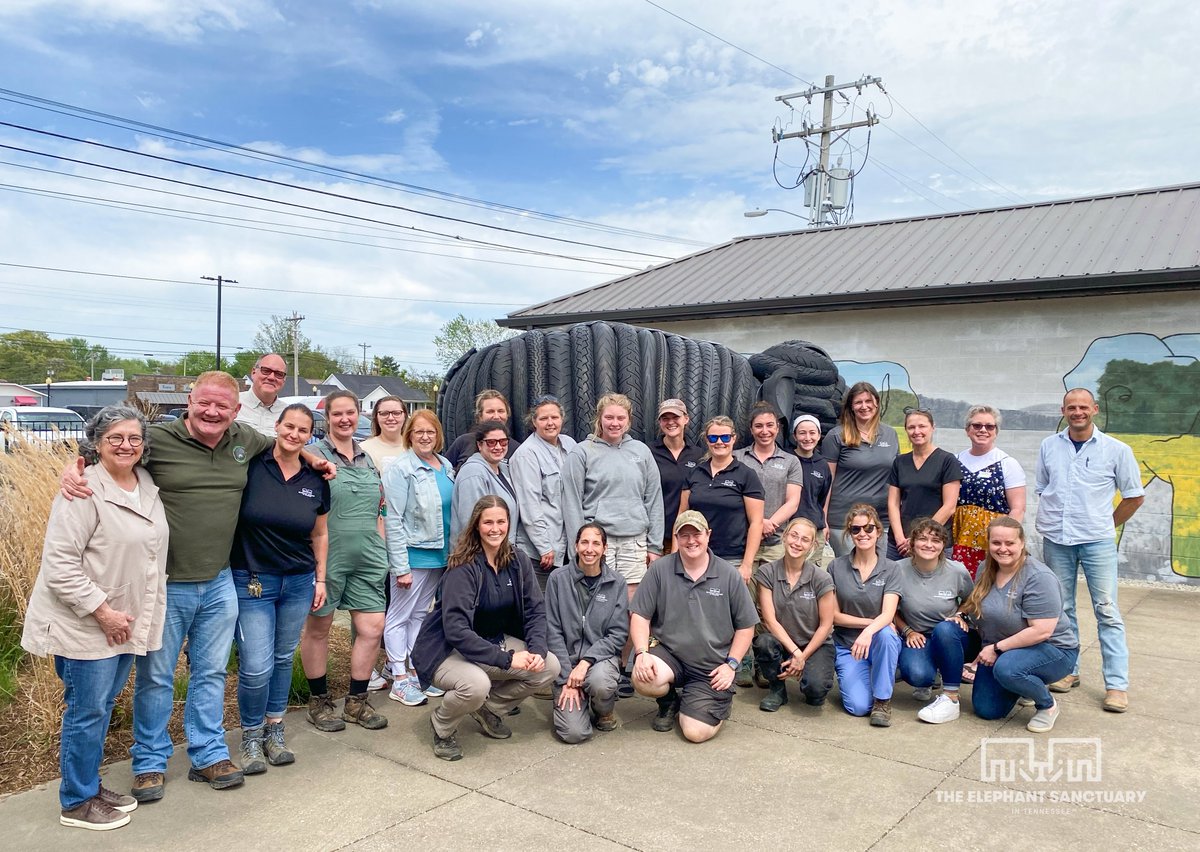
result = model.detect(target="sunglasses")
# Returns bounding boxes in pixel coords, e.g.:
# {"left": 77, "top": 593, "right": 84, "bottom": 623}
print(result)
{"left": 482, "top": 437, "right": 509, "bottom": 448}
{"left": 849, "top": 523, "right": 878, "bottom": 535}
{"left": 706, "top": 434, "right": 733, "bottom": 444}
{"left": 968, "top": 423, "right": 998, "bottom": 432}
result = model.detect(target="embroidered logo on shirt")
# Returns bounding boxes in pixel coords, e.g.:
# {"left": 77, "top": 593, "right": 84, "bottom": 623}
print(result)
{"left": 705, "top": 587, "right": 724, "bottom": 597}
{"left": 232, "top": 446, "right": 248, "bottom": 463}
{"left": 770, "top": 462, "right": 786, "bottom": 470}
{"left": 595, "top": 593, "right": 608, "bottom": 602}
{"left": 935, "top": 590, "right": 956, "bottom": 599}
{"left": 685, "top": 461, "right": 697, "bottom": 469}
{"left": 800, "top": 591, "right": 816, "bottom": 600}
{"left": 299, "top": 488, "right": 315, "bottom": 498}
{"left": 872, "top": 578, "right": 885, "bottom": 586}
{"left": 877, "top": 441, "right": 891, "bottom": 448}
{"left": 720, "top": 479, "right": 736, "bottom": 487}
{"left": 810, "top": 470, "right": 825, "bottom": 480}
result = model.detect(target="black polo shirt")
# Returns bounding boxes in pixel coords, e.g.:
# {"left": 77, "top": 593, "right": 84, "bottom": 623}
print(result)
{"left": 231, "top": 450, "right": 330, "bottom": 576}
{"left": 684, "top": 458, "right": 764, "bottom": 560}
{"left": 795, "top": 454, "right": 831, "bottom": 530}
{"left": 651, "top": 440, "right": 706, "bottom": 549}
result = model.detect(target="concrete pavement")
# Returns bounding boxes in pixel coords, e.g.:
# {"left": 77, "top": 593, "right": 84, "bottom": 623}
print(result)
{"left": 3, "top": 584, "right": 1198, "bottom": 851}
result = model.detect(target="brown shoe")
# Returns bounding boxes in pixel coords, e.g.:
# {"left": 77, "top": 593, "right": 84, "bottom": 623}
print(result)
{"left": 1049, "top": 674, "right": 1080, "bottom": 693}
{"left": 1103, "top": 689, "right": 1129, "bottom": 713}
{"left": 343, "top": 692, "right": 388, "bottom": 730}
{"left": 593, "top": 711, "right": 618, "bottom": 732}
{"left": 187, "top": 759, "right": 244, "bottom": 790}
{"left": 131, "top": 772, "right": 164, "bottom": 803}
{"left": 307, "top": 692, "right": 347, "bottom": 732}
{"left": 96, "top": 783, "right": 137, "bottom": 813}
{"left": 869, "top": 698, "right": 893, "bottom": 727}
{"left": 60, "top": 796, "right": 131, "bottom": 831}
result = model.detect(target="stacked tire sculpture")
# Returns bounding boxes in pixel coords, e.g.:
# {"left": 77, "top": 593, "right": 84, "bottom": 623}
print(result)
{"left": 436, "top": 321, "right": 841, "bottom": 447}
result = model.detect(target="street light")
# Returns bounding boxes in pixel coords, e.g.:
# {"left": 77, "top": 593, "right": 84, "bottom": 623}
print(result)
{"left": 744, "top": 208, "right": 809, "bottom": 220}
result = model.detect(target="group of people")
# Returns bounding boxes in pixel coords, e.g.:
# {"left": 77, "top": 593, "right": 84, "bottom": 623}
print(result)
{"left": 20, "top": 355, "right": 1144, "bottom": 830}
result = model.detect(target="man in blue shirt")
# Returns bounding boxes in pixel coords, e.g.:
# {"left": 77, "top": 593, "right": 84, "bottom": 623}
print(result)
{"left": 1035, "top": 388, "right": 1144, "bottom": 713}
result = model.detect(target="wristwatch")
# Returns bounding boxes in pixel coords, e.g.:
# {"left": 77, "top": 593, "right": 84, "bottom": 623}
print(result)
{"left": 724, "top": 656, "right": 739, "bottom": 669}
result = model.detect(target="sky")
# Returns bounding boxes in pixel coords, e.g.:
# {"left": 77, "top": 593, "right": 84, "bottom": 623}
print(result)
{"left": 1, "top": 0, "right": 1198, "bottom": 379}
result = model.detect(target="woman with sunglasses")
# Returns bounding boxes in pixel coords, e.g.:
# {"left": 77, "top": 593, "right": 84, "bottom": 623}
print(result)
{"left": 952, "top": 405, "right": 1027, "bottom": 578}
{"left": 450, "top": 420, "right": 519, "bottom": 547}
{"left": 510, "top": 396, "right": 578, "bottom": 591}
{"left": 828, "top": 504, "right": 902, "bottom": 726}
{"left": 886, "top": 408, "right": 961, "bottom": 561}
{"left": 361, "top": 396, "right": 407, "bottom": 472}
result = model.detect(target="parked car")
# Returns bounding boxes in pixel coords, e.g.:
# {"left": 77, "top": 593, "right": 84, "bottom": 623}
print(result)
{"left": 0, "top": 406, "right": 87, "bottom": 452}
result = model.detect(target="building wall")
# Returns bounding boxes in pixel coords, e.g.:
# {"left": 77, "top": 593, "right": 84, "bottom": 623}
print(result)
{"left": 652, "top": 289, "right": 1200, "bottom": 586}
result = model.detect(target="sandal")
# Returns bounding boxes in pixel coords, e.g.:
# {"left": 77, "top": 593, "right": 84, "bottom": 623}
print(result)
{"left": 962, "top": 662, "right": 977, "bottom": 684}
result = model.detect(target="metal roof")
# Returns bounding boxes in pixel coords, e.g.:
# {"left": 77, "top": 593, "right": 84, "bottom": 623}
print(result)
{"left": 503, "top": 182, "right": 1200, "bottom": 328}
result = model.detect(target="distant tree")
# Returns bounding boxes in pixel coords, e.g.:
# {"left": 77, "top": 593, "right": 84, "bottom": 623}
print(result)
{"left": 1098, "top": 358, "right": 1200, "bottom": 436}
{"left": 65, "top": 337, "right": 110, "bottom": 378}
{"left": 0, "top": 330, "right": 86, "bottom": 383}
{"left": 396, "top": 368, "right": 440, "bottom": 402}
{"left": 373, "top": 355, "right": 401, "bottom": 376}
{"left": 433, "top": 314, "right": 515, "bottom": 370}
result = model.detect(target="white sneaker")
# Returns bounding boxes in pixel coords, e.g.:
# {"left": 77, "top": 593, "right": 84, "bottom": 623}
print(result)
{"left": 917, "top": 693, "right": 961, "bottom": 724}
{"left": 368, "top": 668, "right": 390, "bottom": 692}
{"left": 1026, "top": 700, "right": 1059, "bottom": 733}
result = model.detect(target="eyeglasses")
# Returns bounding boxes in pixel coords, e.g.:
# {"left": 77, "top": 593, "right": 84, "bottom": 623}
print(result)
{"left": 256, "top": 367, "right": 286, "bottom": 379}
{"left": 967, "top": 423, "right": 998, "bottom": 432}
{"left": 849, "top": 523, "right": 877, "bottom": 535}
{"left": 377, "top": 411, "right": 405, "bottom": 419}
{"left": 103, "top": 434, "right": 144, "bottom": 448}
{"left": 904, "top": 406, "right": 933, "bottom": 418}
{"left": 482, "top": 437, "right": 509, "bottom": 448}
{"left": 412, "top": 429, "right": 437, "bottom": 438}
{"left": 706, "top": 434, "right": 733, "bottom": 444}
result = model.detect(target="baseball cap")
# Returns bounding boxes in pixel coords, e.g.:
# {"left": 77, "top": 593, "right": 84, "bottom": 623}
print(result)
{"left": 673, "top": 510, "right": 709, "bottom": 534}
{"left": 658, "top": 399, "right": 687, "bottom": 417}
{"left": 792, "top": 414, "right": 821, "bottom": 434}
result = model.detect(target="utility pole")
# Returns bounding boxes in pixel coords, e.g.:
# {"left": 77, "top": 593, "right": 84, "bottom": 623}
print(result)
{"left": 284, "top": 312, "right": 305, "bottom": 396}
{"left": 773, "top": 75, "right": 882, "bottom": 226}
{"left": 359, "top": 342, "right": 372, "bottom": 375}
{"left": 201, "top": 274, "right": 238, "bottom": 368}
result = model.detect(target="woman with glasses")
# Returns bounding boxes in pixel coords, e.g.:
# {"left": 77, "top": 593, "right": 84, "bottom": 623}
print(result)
{"left": 451, "top": 420, "right": 519, "bottom": 546}
{"left": 885, "top": 408, "right": 961, "bottom": 561}
{"left": 828, "top": 504, "right": 902, "bottom": 727}
{"left": 952, "top": 405, "right": 1027, "bottom": 578}
{"left": 510, "top": 396, "right": 578, "bottom": 591}
{"left": 361, "top": 396, "right": 407, "bottom": 472}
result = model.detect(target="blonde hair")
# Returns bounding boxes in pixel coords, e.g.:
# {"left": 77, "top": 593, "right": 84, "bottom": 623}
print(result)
{"left": 192, "top": 370, "right": 239, "bottom": 397}
{"left": 781, "top": 517, "right": 818, "bottom": 562}
{"left": 701, "top": 415, "right": 736, "bottom": 461}
{"left": 592, "top": 393, "right": 633, "bottom": 435}
{"left": 960, "top": 517, "right": 1027, "bottom": 619}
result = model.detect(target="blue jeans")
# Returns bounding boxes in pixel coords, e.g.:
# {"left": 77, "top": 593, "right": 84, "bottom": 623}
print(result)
{"left": 234, "top": 569, "right": 314, "bottom": 728}
{"left": 899, "top": 620, "right": 980, "bottom": 690}
{"left": 1042, "top": 538, "right": 1127, "bottom": 689}
{"left": 834, "top": 626, "right": 901, "bottom": 715}
{"left": 55, "top": 654, "right": 135, "bottom": 809}
{"left": 971, "top": 643, "right": 1079, "bottom": 717}
{"left": 131, "top": 569, "right": 238, "bottom": 774}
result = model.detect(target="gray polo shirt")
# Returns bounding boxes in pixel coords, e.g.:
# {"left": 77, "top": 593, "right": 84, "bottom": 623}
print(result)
{"left": 977, "top": 558, "right": 1077, "bottom": 650}
{"left": 630, "top": 550, "right": 759, "bottom": 671}
{"left": 894, "top": 557, "right": 974, "bottom": 634}
{"left": 820, "top": 424, "right": 899, "bottom": 523}
{"left": 737, "top": 445, "right": 804, "bottom": 545}
{"left": 827, "top": 555, "right": 903, "bottom": 648}
{"left": 755, "top": 559, "right": 834, "bottom": 647}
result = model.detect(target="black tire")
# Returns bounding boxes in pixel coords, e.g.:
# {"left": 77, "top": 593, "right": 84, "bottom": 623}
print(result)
{"left": 716, "top": 345, "right": 737, "bottom": 416}
{"left": 772, "top": 339, "right": 834, "bottom": 362}
{"left": 761, "top": 372, "right": 796, "bottom": 429}
{"left": 592, "top": 321, "right": 618, "bottom": 397}
{"left": 477, "top": 344, "right": 500, "bottom": 407}
{"left": 456, "top": 347, "right": 486, "bottom": 436}
{"left": 614, "top": 323, "right": 643, "bottom": 438}
{"left": 791, "top": 395, "right": 837, "bottom": 421}
{"left": 665, "top": 333, "right": 685, "bottom": 409}
{"left": 547, "top": 330, "right": 574, "bottom": 439}
{"left": 490, "top": 341, "right": 516, "bottom": 437}
{"left": 762, "top": 341, "right": 836, "bottom": 372}
{"left": 681, "top": 338, "right": 703, "bottom": 445}
{"left": 507, "top": 336, "right": 528, "bottom": 439}
{"left": 525, "top": 329, "right": 548, "bottom": 406}
{"left": 570, "top": 324, "right": 594, "bottom": 439}
{"left": 747, "top": 354, "right": 837, "bottom": 385}
{"left": 639, "top": 328, "right": 662, "bottom": 442}
{"left": 729, "top": 355, "right": 756, "bottom": 440}
{"left": 747, "top": 352, "right": 779, "bottom": 382}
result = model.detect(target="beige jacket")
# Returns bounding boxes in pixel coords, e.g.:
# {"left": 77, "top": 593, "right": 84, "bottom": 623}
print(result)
{"left": 21, "top": 464, "right": 169, "bottom": 660}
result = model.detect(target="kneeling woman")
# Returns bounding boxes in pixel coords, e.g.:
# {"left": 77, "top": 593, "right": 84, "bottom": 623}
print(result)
{"left": 412, "top": 496, "right": 560, "bottom": 760}
{"left": 754, "top": 518, "right": 836, "bottom": 712}
{"left": 828, "top": 504, "right": 902, "bottom": 727}
{"left": 956, "top": 517, "right": 1078, "bottom": 733}
{"left": 892, "top": 518, "right": 974, "bottom": 724}
{"left": 231, "top": 404, "right": 330, "bottom": 773}
{"left": 544, "top": 523, "right": 629, "bottom": 743}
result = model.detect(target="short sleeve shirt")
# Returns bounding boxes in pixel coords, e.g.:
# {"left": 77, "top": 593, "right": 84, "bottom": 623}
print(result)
{"left": 827, "top": 555, "right": 903, "bottom": 647}
{"left": 684, "top": 458, "right": 764, "bottom": 560}
{"left": 630, "top": 551, "right": 759, "bottom": 671}
{"left": 794, "top": 454, "right": 832, "bottom": 530}
{"left": 652, "top": 440, "right": 706, "bottom": 548}
{"left": 755, "top": 559, "right": 835, "bottom": 646}
{"left": 977, "top": 559, "right": 1077, "bottom": 650}
{"left": 236, "top": 389, "right": 287, "bottom": 437}
{"left": 820, "top": 425, "right": 899, "bottom": 522}
{"left": 231, "top": 451, "right": 330, "bottom": 575}
{"left": 888, "top": 448, "right": 963, "bottom": 534}
{"left": 736, "top": 446, "right": 804, "bottom": 545}
{"left": 894, "top": 557, "right": 973, "bottom": 634}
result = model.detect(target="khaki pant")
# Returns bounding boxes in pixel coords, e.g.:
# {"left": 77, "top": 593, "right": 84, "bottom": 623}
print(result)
{"left": 430, "top": 636, "right": 560, "bottom": 738}
{"left": 753, "top": 540, "right": 787, "bottom": 570}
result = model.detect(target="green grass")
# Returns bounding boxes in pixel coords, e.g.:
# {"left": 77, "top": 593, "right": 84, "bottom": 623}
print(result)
{"left": 0, "top": 604, "right": 26, "bottom": 706}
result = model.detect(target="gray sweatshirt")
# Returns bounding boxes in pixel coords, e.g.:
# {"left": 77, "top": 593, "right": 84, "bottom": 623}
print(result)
{"left": 449, "top": 453, "right": 520, "bottom": 546}
{"left": 544, "top": 561, "right": 629, "bottom": 688}
{"left": 509, "top": 432, "right": 577, "bottom": 561}
{"left": 562, "top": 434, "right": 665, "bottom": 554}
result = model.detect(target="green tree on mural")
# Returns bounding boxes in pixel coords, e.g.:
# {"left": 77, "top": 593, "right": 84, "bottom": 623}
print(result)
{"left": 1097, "top": 359, "right": 1200, "bottom": 435}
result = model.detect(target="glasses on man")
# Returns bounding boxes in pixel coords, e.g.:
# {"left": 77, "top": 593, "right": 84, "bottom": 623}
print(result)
{"left": 849, "top": 523, "right": 878, "bottom": 534}
{"left": 256, "top": 367, "right": 287, "bottom": 379}
{"left": 377, "top": 410, "right": 405, "bottom": 419}
{"left": 103, "top": 434, "right": 144, "bottom": 448}
{"left": 967, "top": 422, "right": 998, "bottom": 432}
{"left": 482, "top": 437, "right": 509, "bottom": 448}
{"left": 706, "top": 434, "right": 733, "bottom": 444}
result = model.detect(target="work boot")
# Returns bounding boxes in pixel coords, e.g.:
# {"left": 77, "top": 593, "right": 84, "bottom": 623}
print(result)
{"left": 652, "top": 689, "right": 680, "bottom": 732}
{"left": 759, "top": 679, "right": 789, "bottom": 712}
{"left": 307, "top": 693, "right": 347, "bottom": 732}
{"left": 735, "top": 654, "right": 754, "bottom": 688}
{"left": 130, "top": 772, "right": 164, "bottom": 803}
{"left": 187, "top": 759, "right": 244, "bottom": 790}
{"left": 343, "top": 692, "right": 388, "bottom": 730}
{"left": 753, "top": 664, "right": 770, "bottom": 689}
{"left": 593, "top": 711, "right": 618, "bottom": 732}
{"left": 431, "top": 719, "right": 463, "bottom": 761}
{"left": 869, "top": 698, "right": 893, "bottom": 728}
{"left": 264, "top": 720, "right": 295, "bottom": 766}
{"left": 471, "top": 706, "right": 513, "bottom": 739}
{"left": 240, "top": 726, "right": 268, "bottom": 775}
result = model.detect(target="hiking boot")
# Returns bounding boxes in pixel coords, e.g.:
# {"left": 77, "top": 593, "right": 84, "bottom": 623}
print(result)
{"left": 753, "top": 665, "right": 770, "bottom": 689}
{"left": 917, "top": 694, "right": 960, "bottom": 724}
{"left": 187, "top": 759, "right": 244, "bottom": 790}
{"left": 735, "top": 656, "right": 754, "bottom": 688}
{"left": 1049, "top": 674, "right": 1080, "bottom": 693}
{"left": 1027, "top": 700, "right": 1060, "bottom": 733}
{"left": 264, "top": 721, "right": 295, "bottom": 766}
{"left": 593, "top": 711, "right": 618, "bottom": 732}
{"left": 652, "top": 691, "right": 680, "bottom": 732}
{"left": 60, "top": 796, "right": 130, "bottom": 831}
{"left": 869, "top": 698, "right": 893, "bottom": 727}
{"left": 96, "top": 783, "right": 137, "bottom": 813}
{"left": 471, "top": 706, "right": 512, "bottom": 739}
{"left": 240, "top": 727, "right": 268, "bottom": 775}
{"left": 343, "top": 692, "right": 388, "bottom": 730}
{"left": 759, "top": 680, "right": 789, "bottom": 712}
{"left": 307, "top": 693, "right": 347, "bottom": 732}
{"left": 130, "top": 772, "right": 164, "bottom": 803}
{"left": 431, "top": 719, "right": 463, "bottom": 761}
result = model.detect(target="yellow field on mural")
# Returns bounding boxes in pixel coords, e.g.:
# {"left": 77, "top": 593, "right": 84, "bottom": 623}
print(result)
{"left": 1113, "top": 433, "right": 1200, "bottom": 578}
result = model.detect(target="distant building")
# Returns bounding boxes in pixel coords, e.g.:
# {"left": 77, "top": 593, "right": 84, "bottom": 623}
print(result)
{"left": 0, "top": 382, "right": 45, "bottom": 407}
{"left": 301, "top": 374, "right": 433, "bottom": 413}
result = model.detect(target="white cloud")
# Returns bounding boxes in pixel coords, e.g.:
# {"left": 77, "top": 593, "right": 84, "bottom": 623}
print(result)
{"left": 0, "top": 0, "right": 281, "bottom": 41}
{"left": 380, "top": 109, "right": 407, "bottom": 124}
{"left": 465, "top": 28, "right": 484, "bottom": 47}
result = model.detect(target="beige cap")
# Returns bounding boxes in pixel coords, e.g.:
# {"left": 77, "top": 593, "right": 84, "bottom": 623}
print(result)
{"left": 658, "top": 398, "right": 688, "bottom": 417}
{"left": 673, "top": 509, "right": 710, "bottom": 534}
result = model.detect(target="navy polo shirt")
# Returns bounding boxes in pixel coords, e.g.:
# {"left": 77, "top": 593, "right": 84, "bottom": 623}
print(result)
{"left": 684, "top": 458, "right": 764, "bottom": 560}
{"left": 231, "top": 450, "right": 331, "bottom": 576}
{"left": 794, "top": 453, "right": 831, "bottom": 530}
{"left": 652, "top": 440, "right": 706, "bottom": 548}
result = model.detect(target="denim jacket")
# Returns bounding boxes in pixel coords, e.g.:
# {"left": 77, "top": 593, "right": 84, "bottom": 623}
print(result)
{"left": 382, "top": 450, "right": 454, "bottom": 576}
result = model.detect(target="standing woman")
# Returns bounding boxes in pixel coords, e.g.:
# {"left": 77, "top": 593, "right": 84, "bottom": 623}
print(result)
{"left": 952, "top": 405, "right": 1026, "bottom": 578}
{"left": 891, "top": 518, "right": 974, "bottom": 724}
{"left": 230, "top": 404, "right": 330, "bottom": 773}
{"left": 886, "top": 408, "right": 961, "bottom": 560}
{"left": 753, "top": 519, "right": 836, "bottom": 712}
{"left": 445, "top": 390, "right": 515, "bottom": 471}
{"left": 737, "top": 402, "right": 803, "bottom": 568}
{"left": 510, "top": 396, "right": 578, "bottom": 591}
{"left": 649, "top": 399, "right": 705, "bottom": 554}
{"left": 955, "top": 517, "right": 1078, "bottom": 732}
{"left": 822, "top": 382, "right": 898, "bottom": 559}
{"left": 828, "top": 504, "right": 903, "bottom": 727}
{"left": 23, "top": 405, "right": 167, "bottom": 831}
{"left": 300, "top": 390, "right": 389, "bottom": 732}
{"left": 450, "top": 420, "right": 519, "bottom": 546}
{"left": 412, "top": 496, "right": 560, "bottom": 761}
{"left": 381, "top": 410, "right": 455, "bottom": 707}
{"left": 361, "top": 396, "right": 407, "bottom": 473}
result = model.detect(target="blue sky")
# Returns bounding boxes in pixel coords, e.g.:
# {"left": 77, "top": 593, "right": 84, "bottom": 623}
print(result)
{"left": 1, "top": 0, "right": 1198, "bottom": 376}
